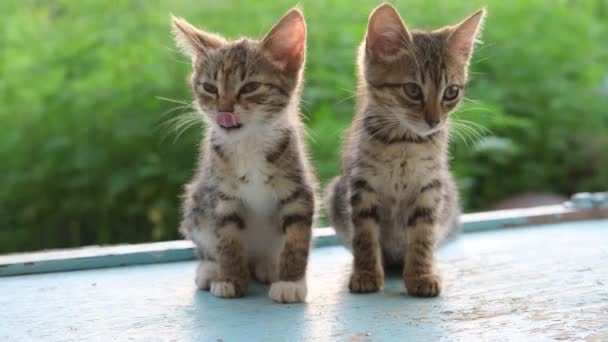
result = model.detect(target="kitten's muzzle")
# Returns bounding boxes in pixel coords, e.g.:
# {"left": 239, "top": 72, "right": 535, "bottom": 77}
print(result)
{"left": 425, "top": 118, "right": 440, "bottom": 128}
{"left": 216, "top": 112, "right": 242, "bottom": 130}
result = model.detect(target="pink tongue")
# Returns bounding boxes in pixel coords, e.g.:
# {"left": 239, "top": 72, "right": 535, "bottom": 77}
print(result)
{"left": 216, "top": 112, "right": 239, "bottom": 128}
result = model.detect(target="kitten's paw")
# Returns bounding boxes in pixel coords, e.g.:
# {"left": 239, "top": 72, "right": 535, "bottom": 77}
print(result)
{"left": 253, "top": 258, "right": 278, "bottom": 284}
{"left": 195, "top": 261, "right": 219, "bottom": 290}
{"left": 349, "top": 270, "right": 384, "bottom": 293}
{"left": 269, "top": 279, "right": 307, "bottom": 303}
{"left": 210, "top": 281, "right": 246, "bottom": 298}
{"left": 405, "top": 274, "right": 442, "bottom": 297}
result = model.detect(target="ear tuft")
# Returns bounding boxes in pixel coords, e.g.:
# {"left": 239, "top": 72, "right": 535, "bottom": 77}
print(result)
{"left": 171, "top": 16, "right": 226, "bottom": 59}
{"left": 366, "top": 3, "right": 412, "bottom": 60}
{"left": 447, "top": 8, "right": 486, "bottom": 63}
{"left": 261, "top": 8, "right": 307, "bottom": 72}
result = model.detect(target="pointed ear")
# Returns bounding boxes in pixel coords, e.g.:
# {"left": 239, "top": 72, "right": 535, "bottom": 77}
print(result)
{"left": 171, "top": 16, "right": 226, "bottom": 59}
{"left": 366, "top": 3, "right": 412, "bottom": 60}
{"left": 260, "top": 8, "right": 306, "bottom": 72}
{"left": 447, "top": 8, "right": 486, "bottom": 63}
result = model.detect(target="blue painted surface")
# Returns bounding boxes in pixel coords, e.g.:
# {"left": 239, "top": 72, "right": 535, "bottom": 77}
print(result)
{"left": 0, "top": 245, "right": 195, "bottom": 277}
{"left": 0, "top": 233, "right": 332, "bottom": 277}
{"left": 1, "top": 220, "right": 607, "bottom": 341}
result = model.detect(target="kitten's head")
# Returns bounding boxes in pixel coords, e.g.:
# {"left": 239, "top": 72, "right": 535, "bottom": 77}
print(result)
{"left": 172, "top": 9, "right": 306, "bottom": 134}
{"left": 360, "top": 3, "right": 485, "bottom": 136}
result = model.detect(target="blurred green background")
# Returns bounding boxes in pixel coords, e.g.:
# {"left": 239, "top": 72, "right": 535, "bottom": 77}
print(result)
{"left": 1, "top": 0, "right": 607, "bottom": 253}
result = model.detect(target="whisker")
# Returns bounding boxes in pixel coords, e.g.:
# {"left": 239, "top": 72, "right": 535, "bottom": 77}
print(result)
{"left": 471, "top": 55, "right": 491, "bottom": 65}
{"left": 453, "top": 119, "right": 492, "bottom": 134}
{"left": 454, "top": 106, "right": 491, "bottom": 113}
{"left": 451, "top": 128, "right": 472, "bottom": 151}
{"left": 463, "top": 97, "right": 481, "bottom": 104}
{"left": 474, "top": 41, "right": 496, "bottom": 52}
{"left": 454, "top": 124, "right": 483, "bottom": 142}
{"left": 336, "top": 93, "right": 358, "bottom": 105}
{"left": 451, "top": 121, "right": 487, "bottom": 145}
{"left": 451, "top": 123, "right": 477, "bottom": 150}
{"left": 156, "top": 96, "right": 192, "bottom": 106}
{"left": 159, "top": 104, "right": 194, "bottom": 118}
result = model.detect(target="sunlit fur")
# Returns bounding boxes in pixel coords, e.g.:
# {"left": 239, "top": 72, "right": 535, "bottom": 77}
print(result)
{"left": 191, "top": 40, "right": 302, "bottom": 138}
{"left": 359, "top": 5, "right": 484, "bottom": 137}
{"left": 173, "top": 9, "right": 316, "bottom": 303}
{"left": 326, "top": 3, "right": 485, "bottom": 297}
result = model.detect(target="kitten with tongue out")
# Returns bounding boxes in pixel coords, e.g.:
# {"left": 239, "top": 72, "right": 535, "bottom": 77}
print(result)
{"left": 216, "top": 112, "right": 241, "bottom": 130}
{"left": 172, "top": 8, "right": 317, "bottom": 304}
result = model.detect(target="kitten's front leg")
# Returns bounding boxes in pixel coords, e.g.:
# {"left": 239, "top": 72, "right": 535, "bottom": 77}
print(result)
{"left": 269, "top": 186, "right": 314, "bottom": 303}
{"left": 403, "top": 186, "right": 443, "bottom": 297}
{"left": 349, "top": 178, "right": 384, "bottom": 293}
{"left": 210, "top": 199, "right": 249, "bottom": 298}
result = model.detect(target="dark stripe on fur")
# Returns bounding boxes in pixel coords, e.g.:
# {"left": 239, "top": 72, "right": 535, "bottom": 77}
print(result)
{"left": 354, "top": 206, "right": 380, "bottom": 223}
{"left": 349, "top": 193, "right": 361, "bottom": 206}
{"left": 217, "top": 191, "right": 236, "bottom": 201}
{"left": 266, "top": 132, "right": 291, "bottom": 163}
{"left": 265, "top": 83, "right": 289, "bottom": 96}
{"left": 351, "top": 178, "right": 375, "bottom": 193}
{"left": 420, "top": 179, "right": 442, "bottom": 193}
{"left": 212, "top": 144, "right": 226, "bottom": 160}
{"left": 414, "top": 239, "right": 433, "bottom": 252}
{"left": 279, "top": 186, "right": 313, "bottom": 206}
{"left": 281, "top": 214, "right": 312, "bottom": 233}
{"left": 218, "top": 213, "right": 245, "bottom": 230}
{"left": 407, "top": 207, "right": 435, "bottom": 226}
{"left": 363, "top": 115, "right": 435, "bottom": 145}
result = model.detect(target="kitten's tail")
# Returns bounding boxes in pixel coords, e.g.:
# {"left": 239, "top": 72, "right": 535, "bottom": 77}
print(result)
{"left": 324, "top": 176, "right": 352, "bottom": 248}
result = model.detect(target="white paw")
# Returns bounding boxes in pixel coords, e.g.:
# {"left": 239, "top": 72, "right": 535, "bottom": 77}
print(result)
{"left": 253, "top": 258, "right": 278, "bottom": 284}
{"left": 269, "top": 279, "right": 307, "bottom": 303}
{"left": 210, "top": 281, "right": 237, "bottom": 298}
{"left": 195, "top": 261, "right": 219, "bottom": 290}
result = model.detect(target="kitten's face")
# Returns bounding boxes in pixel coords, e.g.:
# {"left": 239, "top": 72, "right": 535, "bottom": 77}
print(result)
{"left": 362, "top": 4, "right": 485, "bottom": 136}
{"left": 172, "top": 10, "right": 306, "bottom": 134}
{"left": 190, "top": 41, "right": 296, "bottom": 130}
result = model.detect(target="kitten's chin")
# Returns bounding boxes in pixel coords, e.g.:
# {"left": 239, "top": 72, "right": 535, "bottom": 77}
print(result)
{"left": 213, "top": 124, "right": 246, "bottom": 139}
{"left": 218, "top": 124, "right": 243, "bottom": 131}
{"left": 407, "top": 124, "right": 444, "bottom": 137}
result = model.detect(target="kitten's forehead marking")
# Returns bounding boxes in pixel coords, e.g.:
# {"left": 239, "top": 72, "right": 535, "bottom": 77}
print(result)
{"left": 202, "top": 40, "right": 261, "bottom": 96}
{"left": 411, "top": 32, "right": 450, "bottom": 89}
{"left": 204, "top": 40, "right": 258, "bottom": 82}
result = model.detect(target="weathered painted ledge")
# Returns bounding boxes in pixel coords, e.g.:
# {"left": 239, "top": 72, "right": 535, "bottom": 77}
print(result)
{"left": 1, "top": 205, "right": 606, "bottom": 277}
{"left": 2, "top": 220, "right": 607, "bottom": 341}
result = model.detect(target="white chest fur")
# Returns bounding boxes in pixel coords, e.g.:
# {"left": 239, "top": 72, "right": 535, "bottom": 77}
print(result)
{"left": 222, "top": 128, "right": 285, "bottom": 257}
{"left": 227, "top": 130, "right": 279, "bottom": 217}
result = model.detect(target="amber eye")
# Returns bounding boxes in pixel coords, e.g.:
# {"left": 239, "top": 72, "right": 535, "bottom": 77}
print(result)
{"left": 443, "top": 85, "right": 460, "bottom": 101}
{"left": 202, "top": 82, "right": 218, "bottom": 94}
{"left": 403, "top": 82, "right": 423, "bottom": 101}
{"left": 239, "top": 82, "right": 261, "bottom": 95}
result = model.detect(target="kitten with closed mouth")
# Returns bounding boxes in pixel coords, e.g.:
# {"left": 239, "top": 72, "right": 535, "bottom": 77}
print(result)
{"left": 326, "top": 3, "right": 485, "bottom": 297}
{"left": 173, "top": 8, "right": 317, "bottom": 303}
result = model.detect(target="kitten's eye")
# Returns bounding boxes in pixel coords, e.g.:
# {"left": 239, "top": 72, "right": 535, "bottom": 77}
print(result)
{"left": 202, "top": 83, "right": 218, "bottom": 94}
{"left": 239, "top": 82, "right": 261, "bottom": 95}
{"left": 403, "top": 83, "right": 423, "bottom": 101}
{"left": 443, "top": 85, "right": 460, "bottom": 101}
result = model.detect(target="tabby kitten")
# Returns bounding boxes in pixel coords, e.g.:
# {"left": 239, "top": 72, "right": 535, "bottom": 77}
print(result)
{"left": 173, "top": 9, "right": 316, "bottom": 303}
{"left": 326, "top": 4, "right": 485, "bottom": 297}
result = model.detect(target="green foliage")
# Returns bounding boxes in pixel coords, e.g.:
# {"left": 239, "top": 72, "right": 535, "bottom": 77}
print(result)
{"left": 1, "top": 0, "right": 607, "bottom": 253}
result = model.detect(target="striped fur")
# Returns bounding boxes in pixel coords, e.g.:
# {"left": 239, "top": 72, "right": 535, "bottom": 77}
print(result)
{"left": 174, "top": 9, "right": 316, "bottom": 303}
{"left": 325, "top": 4, "right": 484, "bottom": 297}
